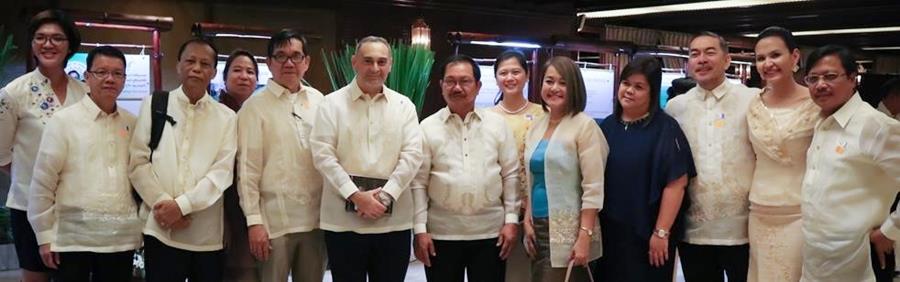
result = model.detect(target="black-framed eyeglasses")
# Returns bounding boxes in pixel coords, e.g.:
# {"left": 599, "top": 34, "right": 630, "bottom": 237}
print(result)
{"left": 803, "top": 72, "right": 847, "bottom": 85}
{"left": 441, "top": 79, "right": 475, "bottom": 88}
{"left": 87, "top": 70, "right": 127, "bottom": 80}
{"left": 271, "top": 53, "right": 306, "bottom": 63}
{"left": 33, "top": 35, "right": 68, "bottom": 46}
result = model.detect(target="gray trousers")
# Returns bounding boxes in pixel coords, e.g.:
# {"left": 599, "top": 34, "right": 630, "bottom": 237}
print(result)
{"left": 258, "top": 229, "right": 327, "bottom": 282}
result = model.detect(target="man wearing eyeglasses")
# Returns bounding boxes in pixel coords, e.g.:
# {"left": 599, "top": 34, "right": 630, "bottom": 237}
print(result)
{"left": 27, "top": 46, "right": 142, "bottom": 281}
{"left": 799, "top": 45, "right": 900, "bottom": 282}
{"left": 310, "top": 36, "right": 424, "bottom": 282}
{"left": 410, "top": 54, "right": 519, "bottom": 281}
{"left": 664, "top": 31, "right": 758, "bottom": 282}
{"left": 236, "top": 29, "right": 326, "bottom": 282}
{"left": 129, "top": 38, "right": 237, "bottom": 282}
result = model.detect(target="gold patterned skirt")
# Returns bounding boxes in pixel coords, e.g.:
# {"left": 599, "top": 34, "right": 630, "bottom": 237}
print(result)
{"left": 748, "top": 203, "right": 803, "bottom": 282}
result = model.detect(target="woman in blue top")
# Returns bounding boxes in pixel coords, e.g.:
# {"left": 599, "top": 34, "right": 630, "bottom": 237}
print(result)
{"left": 523, "top": 56, "right": 608, "bottom": 282}
{"left": 594, "top": 57, "right": 696, "bottom": 281}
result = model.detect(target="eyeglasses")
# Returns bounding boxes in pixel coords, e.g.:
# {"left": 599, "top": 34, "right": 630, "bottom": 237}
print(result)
{"left": 441, "top": 79, "right": 475, "bottom": 88}
{"left": 803, "top": 72, "right": 847, "bottom": 85}
{"left": 32, "top": 35, "right": 68, "bottom": 46}
{"left": 271, "top": 53, "right": 305, "bottom": 63}
{"left": 87, "top": 70, "right": 127, "bottom": 80}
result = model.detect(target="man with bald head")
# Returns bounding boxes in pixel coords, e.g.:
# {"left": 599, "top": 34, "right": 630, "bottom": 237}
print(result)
{"left": 310, "top": 36, "right": 424, "bottom": 282}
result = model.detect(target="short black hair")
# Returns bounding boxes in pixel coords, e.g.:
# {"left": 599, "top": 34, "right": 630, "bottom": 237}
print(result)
{"left": 804, "top": 45, "right": 857, "bottom": 76}
{"left": 86, "top": 46, "right": 126, "bottom": 71}
{"left": 668, "top": 77, "right": 696, "bottom": 102}
{"left": 28, "top": 9, "right": 81, "bottom": 64}
{"left": 691, "top": 31, "right": 729, "bottom": 53}
{"left": 439, "top": 54, "right": 480, "bottom": 81}
{"left": 267, "top": 29, "right": 308, "bottom": 58}
{"left": 177, "top": 38, "right": 219, "bottom": 64}
{"left": 881, "top": 78, "right": 900, "bottom": 98}
{"left": 614, "top": 56, "right": 662, "bottom": 120}
{"left": 223, "top": 49, "right": 259, "bottom": 81}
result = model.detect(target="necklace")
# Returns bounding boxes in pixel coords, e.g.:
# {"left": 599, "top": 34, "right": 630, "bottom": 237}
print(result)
{"left": 621, "top": 112, "right": 650, "bottom": 131}
{"left": 498, "top": 100, "right": 529, "bottom": 114}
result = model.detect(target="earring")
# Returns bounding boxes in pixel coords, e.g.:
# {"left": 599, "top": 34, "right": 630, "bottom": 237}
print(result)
{"left": 793, "top": 65, "right": 800, "bottom": 73}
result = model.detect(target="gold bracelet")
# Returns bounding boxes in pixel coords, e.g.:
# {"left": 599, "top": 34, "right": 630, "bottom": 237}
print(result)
{"left": 579, "top": 226, "right": 594, "bottom": 236}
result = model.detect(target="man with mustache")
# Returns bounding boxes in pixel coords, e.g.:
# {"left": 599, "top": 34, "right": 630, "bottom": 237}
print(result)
{"left": 665, "top": 31, "right": 758, "bottom": 282}
{"left": 411, "top": 54, "right": 520, "bottom": 281}
{"left": 129, "top": 38, "right": 237, "bottom": 282}
{"left": 799, "top": 45, "right": 900, "bottom": 282}
{"left": 310, "top": 36, "right": 424, "bottom": 282}
{"left": 237, "top": 29, "right": 327, "bottom": 282}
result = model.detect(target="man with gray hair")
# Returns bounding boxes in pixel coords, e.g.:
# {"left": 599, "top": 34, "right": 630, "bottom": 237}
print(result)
{"left": 310, "top": 36, "right": 424, "bottom": 282}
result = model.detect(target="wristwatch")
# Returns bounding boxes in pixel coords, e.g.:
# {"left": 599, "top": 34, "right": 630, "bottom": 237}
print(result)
{"left": 376, "top": 191, "right": 394, "bottom": 206}
{"left": 654, "top": 228, "right": 670, "bottom": 239}
{"left": 579, "top": 226, "right": 594, "bottom": 236}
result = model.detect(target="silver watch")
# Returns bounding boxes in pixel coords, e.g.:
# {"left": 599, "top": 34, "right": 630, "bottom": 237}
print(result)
{"left": 376, "top": 191, "right": 393, "bottom": 206}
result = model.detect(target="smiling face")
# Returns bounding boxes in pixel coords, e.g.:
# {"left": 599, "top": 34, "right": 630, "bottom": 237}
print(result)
{"left": 541, "top": 65, "right": 569, "bottom": 114}
{"left": 617, "top": 73, "right": 651, "bottom": 115}
{"left": 689, "top": 35, "right": 731, "bottom": 90}
{"left": 225, "top": 55, "right": 258, "bottom": 97}
{"left": 807, "top": 54, "right": 856, "bottom": 116}
{"left": 85, "top": 54, "right": 126, "bottom": 102}
{"left": 755, "top": 36, "right": 800, "bottom": 84}
{"left": 351, "top": 41, "right": 392, "bottom": 93}
{"left": 176, "top": 42, "right": 217, "bottom": 90}
{"left": 495, "top": 57, "right": 528, "bottom": 96}
{"left": 31, "top": 23, "right": 69, "bottom": 69}
{"left": 441, "top": 62, "right": 481, "bottom": 115}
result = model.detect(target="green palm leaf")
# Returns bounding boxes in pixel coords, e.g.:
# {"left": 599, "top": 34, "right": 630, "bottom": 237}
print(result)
{"left": 320, "top": 40, "right": 434, "bottom": 115}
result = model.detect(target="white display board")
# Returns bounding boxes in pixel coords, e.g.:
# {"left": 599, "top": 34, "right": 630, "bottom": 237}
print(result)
{"left": 474, "top": 64, "right": 528, "bottom": 109}
{"left": 580, "top": 67, "right": 616, "bottom": 120}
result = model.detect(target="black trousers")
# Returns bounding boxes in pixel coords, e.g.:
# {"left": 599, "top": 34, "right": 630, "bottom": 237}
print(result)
{"left": 872, "top": 193, "right": 900, "bottom": 282}
{"left": 678, "top": 242, "right": 749, "bottom": 282}
{"left": 871, "top": 243, "right": 896, "bottom": 282}
{"left": 325, "top": 229, "right": 411, "bottom": 282}
{"left": 424, "top": 238, "right": 506, "bottom": 282}
{"left": 143, "top": 235, "right": 224, "bottom": 282}
{"left": 56, "top": 251, "right": 134, "bottom": 282}
{"left": 10, "top": 209, "right": 50, "bottom": 272}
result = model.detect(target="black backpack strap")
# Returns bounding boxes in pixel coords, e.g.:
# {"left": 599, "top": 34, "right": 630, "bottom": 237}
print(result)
{"left": 148, "top": 91, "right": 175, "bottom": 162}
{"left": 136, "top": 91, "right": 173, "bottom": 207}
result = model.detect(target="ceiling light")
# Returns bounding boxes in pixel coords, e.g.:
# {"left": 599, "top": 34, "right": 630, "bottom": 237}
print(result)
{"left": 743, "top": 26, "right": 900, "bottom": 37}
{"left": 213, "top": 33, "right": 270, "bottom": 39}
{"left": 469, "top": 40, "right": 541, "bottom": 49}
{"left": 578, "top": 0, "right": 809, "bottom": 18}
{"left": 861, "top": 46, "right": 900, "bottom": 51}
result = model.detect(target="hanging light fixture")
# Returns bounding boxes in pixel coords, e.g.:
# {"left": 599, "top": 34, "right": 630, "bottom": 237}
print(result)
{"left": 411, "top": 18, "right": 431, "bottom": 49}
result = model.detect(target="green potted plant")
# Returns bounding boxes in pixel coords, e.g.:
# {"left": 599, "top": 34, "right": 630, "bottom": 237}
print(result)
{"left": 321, "top": 41, "right": 434, "bottom": 114}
